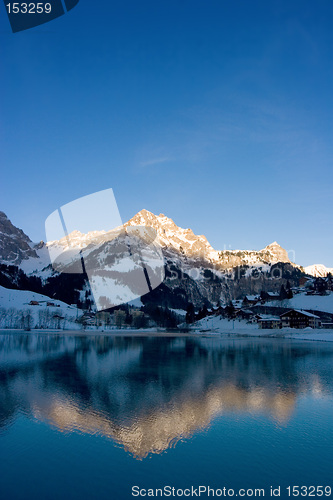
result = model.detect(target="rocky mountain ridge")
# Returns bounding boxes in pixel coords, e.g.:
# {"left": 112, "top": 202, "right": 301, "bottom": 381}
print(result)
{"left": 0, "top": 211, "right": 38, "bottom": 264}
{"left": 125, "top": 209, "right": 292, "bottom": 269}
{"left": 0, "top": 209, "right": 322, "bottom": 309}
{"left": 304, "top": 264, "right": 333, "bottom": 278}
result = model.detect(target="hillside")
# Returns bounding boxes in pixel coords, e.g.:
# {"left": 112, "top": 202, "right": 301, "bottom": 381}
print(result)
{"left": 0, "top": 286, "right": 80, "bottom": 329}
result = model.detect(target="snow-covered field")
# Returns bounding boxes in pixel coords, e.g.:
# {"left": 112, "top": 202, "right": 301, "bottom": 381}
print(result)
{"left": 0, "top": 286, "right": 81, "bottom": 330}
{"left": 191, "top": 316, "right": 259, "bottom": 332}
{"left": 270, "top": 292, "right": 333, "bottom": 315}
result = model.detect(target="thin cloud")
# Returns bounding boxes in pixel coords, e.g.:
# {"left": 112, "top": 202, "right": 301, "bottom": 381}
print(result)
{"left": 139, "top": 157, "right": 171, "bottom": 167}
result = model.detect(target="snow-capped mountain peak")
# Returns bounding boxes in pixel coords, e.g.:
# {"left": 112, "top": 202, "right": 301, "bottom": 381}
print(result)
{"left": 262, "top": 241, "right": 290, "bottom": 263}
{"left": 0, "top": 209, "right": 315, "bottom": 278}
{"left": 125, "top": 210, "right": 218, "bottom": 261}
{"left": 304, "top": 264, "right": 333, "bottom": 278}
{"left": 52, "top": 229, "right": 107, "bottom": 248}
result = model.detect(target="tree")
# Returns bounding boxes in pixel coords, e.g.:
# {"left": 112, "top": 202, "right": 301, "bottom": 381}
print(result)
{"left": 125, "top": 311, "right": 133, "bottom": 326}
{"left": 185, "top": 303, "right": 195, "bottom": 324}
{"left": 225, "top": 301, "right": 236, "bottom": 318}
{"left": 279, "top": 285, "right": 288, "bottom": 300}
{"left": 286, "top": 280, "right": 293, "bottom": 299}
{"left": 197, "top": 305, "right": 208, "bottom": 320}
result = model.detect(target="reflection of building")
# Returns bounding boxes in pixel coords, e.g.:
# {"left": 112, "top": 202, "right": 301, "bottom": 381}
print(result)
{"left": 280, "top": 310, "right": 321, "bottom": 329}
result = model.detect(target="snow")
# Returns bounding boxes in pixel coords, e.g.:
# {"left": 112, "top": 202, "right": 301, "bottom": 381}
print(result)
{"left": 304, "top": 264, "right": 333, "bottom": 277}
{"left": 0, "top": 285, "right": 81, "bottom": 329}
{"left": 87, "top": 274, "right": 149, "bottom": 310}
{"left": 245, "top": 295, "right": 260, "bottom": 301}
{"left": 244, "top": 264, "right": 271, "bottom": 277}
{"left": 170, "top": 308, "right": 187, "bottom": 317}
{"left": 19, "top": 244, "right": 53, "bottom": 276}
{"left": 280, "top": 309, "right": 320, "bottom": 319}
{"left": 258, "top": 316, "right": 280, "bottom": 321}
{"left": 187, "top": 316, "right": 259, "bottom": 333}
{"left": 270, "top": 292, "right": 333, "bottom": 315}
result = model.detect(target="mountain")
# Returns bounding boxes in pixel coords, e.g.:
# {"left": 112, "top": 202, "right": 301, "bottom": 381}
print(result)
{"left": 0, "top": 209, "right": 315, "bottom": 309}
{"left": 125, "top": 209, "right": 219, "bottom": 262}
{"left": 125, "top": 210, "right": 291, "bottom": 268}
{"left": 304, "top": 264, "right": 333, "bottom": 278}
{"left": 0, "top": 211, "right": 38, "bottom": 264}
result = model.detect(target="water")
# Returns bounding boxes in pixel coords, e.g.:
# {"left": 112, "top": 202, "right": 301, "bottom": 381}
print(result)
{"left": 0, "top": 332, "right": 333, "bottom": 499}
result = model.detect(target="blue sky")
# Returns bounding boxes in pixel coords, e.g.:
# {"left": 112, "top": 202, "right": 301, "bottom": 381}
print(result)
{"left": 0, "top": 0, "right": 332, "bottom": 266}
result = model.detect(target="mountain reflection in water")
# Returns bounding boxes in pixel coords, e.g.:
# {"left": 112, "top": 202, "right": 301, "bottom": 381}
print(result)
{"left": 1, "top": 334, "right": 333, "bottom": 459}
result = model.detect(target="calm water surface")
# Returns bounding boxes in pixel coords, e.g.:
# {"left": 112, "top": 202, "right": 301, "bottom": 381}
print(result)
{"left": 0, "top": 332, "right": 333, "bottom": 499}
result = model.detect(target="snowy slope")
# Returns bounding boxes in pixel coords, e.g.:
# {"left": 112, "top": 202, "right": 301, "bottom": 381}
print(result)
{"left": 187, "top": 315, "right": 259, "bottom": 332}
{"left": 0, "top": 286, "right": 81, "bottom": 329}
{"left": 270, "top": 292, "right": 333, "bottom": 315}
{"left": 304, "top": 264, "right": 333, "bottom": 277}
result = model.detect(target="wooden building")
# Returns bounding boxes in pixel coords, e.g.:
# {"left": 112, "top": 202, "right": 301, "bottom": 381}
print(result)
{"left": 280, "top": 310, "right": 321, "bottom": 329}
{"left": 258, "top": 316, "right": 281, "bottom": 329}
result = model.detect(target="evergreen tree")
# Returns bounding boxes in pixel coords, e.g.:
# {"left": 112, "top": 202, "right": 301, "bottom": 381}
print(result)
{"left": 186, "top": 303, "right": 195, "bottom": 324}
{"left": 286, "top": 281, "right": 293, "bottom": 299}
{"left": 280, "top": 284, "right": 288, "bottom": 300}
{"left": 125, "top": 311, "right": 132, "bottom": 326}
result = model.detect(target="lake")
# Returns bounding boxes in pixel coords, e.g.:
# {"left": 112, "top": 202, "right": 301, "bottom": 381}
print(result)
{"left": 0, "top": 332, "right": 333, "bottom": 499}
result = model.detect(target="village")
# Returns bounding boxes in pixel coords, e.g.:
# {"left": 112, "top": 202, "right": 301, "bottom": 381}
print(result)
{"left": 1, "top": 273, "right": 332, "bottom": 333}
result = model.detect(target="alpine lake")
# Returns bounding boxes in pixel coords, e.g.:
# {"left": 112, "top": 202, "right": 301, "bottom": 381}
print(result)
{"left": 0, "top": 332, "right": 332, "bottom": 499}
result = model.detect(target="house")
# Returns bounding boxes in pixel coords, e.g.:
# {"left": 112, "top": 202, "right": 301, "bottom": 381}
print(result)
{"left": 266, "top": 292, "right": 280, "bottom": 301}
{"left": 321, "top": 323, "right": 333, "bottom": 329}
{"left": 47, "top": 302, "right": 56, "bottom": 307}
{"left": 243, "top": 295, "right": 259, "bottom": 306}
{"left": 236, "top": 309, "right": 255, "bottom": 321}
{"left": 29, "top": 300, "right": 39, "bottom": 306}
{"left": 257, "top": 315, "right": 281, "bottom": 329}
{"left": 280, "top": 310, "right": 321, "bottom": 329}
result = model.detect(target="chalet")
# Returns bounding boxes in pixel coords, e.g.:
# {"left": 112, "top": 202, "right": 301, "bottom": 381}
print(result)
{"left": 280, "top": 310, "right": 321, "bottom": 329}
{"left": 266, "top": 292, "right": 280, "bottom": 301}
{"left": 257, "top": 315, "right": 281, "bottom": 329}
{"left": 236, "top": 309, "right": 255, "bottom": 321}
{"left": 47, "top": 302, "right": 56, "bottom": 307}
{"left": 243, "top": 295, "right": 259, "bottom": 305}
{"left": 29, "top": 300, "right": 39, "bottom": 306}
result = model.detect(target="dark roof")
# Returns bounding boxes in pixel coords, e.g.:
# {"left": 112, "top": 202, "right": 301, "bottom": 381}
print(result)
{"left": 280, "top": 309, "right": 320, "bottom": 319}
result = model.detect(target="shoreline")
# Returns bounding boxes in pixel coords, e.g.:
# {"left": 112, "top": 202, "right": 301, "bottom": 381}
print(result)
{"left": 1, "top": 327, "right": 333, "bottom": 342}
